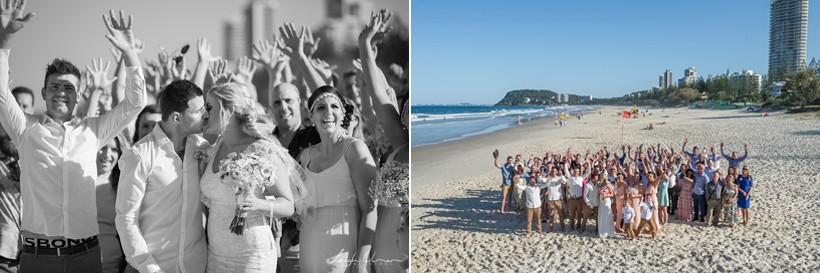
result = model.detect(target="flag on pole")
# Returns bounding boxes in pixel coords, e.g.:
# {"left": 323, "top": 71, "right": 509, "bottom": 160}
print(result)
{"left": 622, "top": 111, "right": 631, "bottom": 118}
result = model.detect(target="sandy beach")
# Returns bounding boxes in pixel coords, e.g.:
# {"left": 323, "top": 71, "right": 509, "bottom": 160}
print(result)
{"left": 411, "top": 106, "right": 820, "bottom": 272}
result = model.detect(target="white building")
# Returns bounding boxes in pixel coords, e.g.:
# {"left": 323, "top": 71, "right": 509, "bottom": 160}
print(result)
{"left": 678, "top": 67, "right": 699, "bottom": 86}
{"left": 729, "top": 69, "right": 763, "bottom": 92}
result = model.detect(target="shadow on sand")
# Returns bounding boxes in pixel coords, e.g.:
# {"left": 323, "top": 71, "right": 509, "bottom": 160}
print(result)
{"left": 413, "top": 189, "right": 521, "bottom": 234}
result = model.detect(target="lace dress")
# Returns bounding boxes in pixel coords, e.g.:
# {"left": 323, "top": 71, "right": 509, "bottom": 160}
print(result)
{"left": 201, "top": 141, "right": 278, "bottom": 273}
{"left": 299, "top": 138, "right": 361, "bottom": 273}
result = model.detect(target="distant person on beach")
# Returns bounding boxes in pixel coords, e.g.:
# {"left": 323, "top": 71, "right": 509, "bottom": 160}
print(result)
{"left": 622, "top": 204, "right": 635, "bottom": 240}
{"left": 493, "top": 155, "right": 516, "bottom": 214}
{"left": 544, "top": 167, "right": 567, "bottom": 232}
{"left": 737, "top": 166, "right": 754, "bottom": 225}
{"left": 681, "top": 138, "right": 701, "bottom": 170}
{"left": 677, "top": 169, "right": 695, "bottom": 221}
{"left": 581, "top": 173, "right": 600, "bottom": 234}
{"left": 563, "top": 149, "right": 591, "bottom": 232}
{"left": 597, "top": 178, "right": 615, "bottom": 238}
{"left": 705, "top": 171, "right": 724, "bottom": 227}
{"left": 515, "top": 176, "right": 549, "bottom": 237}
{"left": 720, "top": 142, "right": 749, "bottom": 169}
{"left": 635, "top": 196, "right": 657, "bottom": 239}
{"left": 693, "top": 163, "right": 710, "bottom": 223}
{"left": 722, "top": 175, "right": 739, "bottom": 228}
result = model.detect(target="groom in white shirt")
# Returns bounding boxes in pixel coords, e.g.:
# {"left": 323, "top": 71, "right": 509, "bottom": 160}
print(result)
{"left": 116, "top": 80, "right": 208, "bottom": 273}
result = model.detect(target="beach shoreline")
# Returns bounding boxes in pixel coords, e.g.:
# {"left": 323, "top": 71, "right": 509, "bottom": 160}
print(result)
{"left": 410, "top": 106, "right": 820, "bottom": 272}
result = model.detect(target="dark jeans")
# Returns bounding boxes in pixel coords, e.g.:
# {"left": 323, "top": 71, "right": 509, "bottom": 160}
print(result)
{"left": 668, "top": 187, "right": 679, "bottom": 215}
{"left": 19, "top": 244, "right": 101, "bottom": 273}
{"left": 693, "top": 194, "right": 707, "bottom": 222}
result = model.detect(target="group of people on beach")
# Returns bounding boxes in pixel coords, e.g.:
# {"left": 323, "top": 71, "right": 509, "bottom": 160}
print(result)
{"left": 493, "top": 138, "right": 753, "bottom": 239}
{"left": 0, "top": 2, "right": 408, "bottom": 273}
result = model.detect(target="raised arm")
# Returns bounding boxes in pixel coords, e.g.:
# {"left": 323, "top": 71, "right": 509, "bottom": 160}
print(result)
{"left": 85, "top": 58, "right": 117, "bottom": 117}
{"left": 279, "top": 23, "right": 325, "bottom": 94}
{"left": 93, "top": 10, "right": 146, "bottom": 146}
{"left": 192, "top": 37, "right": 216, "bottom": 89}
{"left": 358, "top": 10, "right": 407, "bottom": 150}
{"left": 0, "top": 0, "right": 34, "bottom": 144}
{"left": 738, "top": 144, "right": 749, "bottom": 162}
{"left": 115, "top": 149, "right": 162, "bottom": 273}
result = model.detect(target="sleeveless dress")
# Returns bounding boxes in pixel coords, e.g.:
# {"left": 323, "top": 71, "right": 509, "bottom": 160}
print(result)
{"left": 677, "top": 178, "right": 694, "bottom": 221}
{"left": 626, "top": 186, "right": 641, "bottom": 230}
{"left": 614, "top": 182, "right": 626, "bottom": 231}
{"left": 597, "top": 185, "right": 615, "bottom": 238}
{"left": 656, "top": 179, "right": 669, "bottom": 206}
{"left": 645, "top": 184, "right": 661, "bottom": 233}
{"left": 374, "top": 144, "right": 409, "bottom": 273}
{"left": 737, "top": 176, "right": 753, "bottom": 209}
{"left": 722, "top": 185, "right": 739, "bottom": 224}
{"left": 300, "top": 139, "right": 361, "bottom": 273}
{"left": 201, "top": 141, "right": 278, "bottom": 273}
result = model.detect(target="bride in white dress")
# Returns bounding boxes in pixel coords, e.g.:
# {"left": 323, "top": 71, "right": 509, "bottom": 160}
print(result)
{"left": 598, "top": 178, "right": 616, "bottom": 238}
{"left": 199, "top": 83, "right": 306, "bottom": 273}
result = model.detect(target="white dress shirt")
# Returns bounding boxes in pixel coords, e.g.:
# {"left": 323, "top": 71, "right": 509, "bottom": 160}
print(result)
{"left": 583, "top": 182, "right": 600, "bottom": 206}
{"left": 564, "top": 163, "right": 590, "bottom": 198}
{"left": 116, "top": 126, "right": 208, "bottom": 273}
{"left": 515, "top": 183, "right": 549, "bottom": 208}
{"left": 0, "top": 49, "right": 145, "bottom": 239}
{"left": 546, "top": 176, "right": 566, "bottom": 201}
{"left": 622, "top": 206, "right": 635, "bottom": 224}
{"left": 640, "top": 201, "right": 654, "bottom": 220}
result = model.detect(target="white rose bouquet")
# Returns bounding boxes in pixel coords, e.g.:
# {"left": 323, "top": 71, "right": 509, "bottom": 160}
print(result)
{"left": 219, "top": 150, "right": 278, "bottom": 235}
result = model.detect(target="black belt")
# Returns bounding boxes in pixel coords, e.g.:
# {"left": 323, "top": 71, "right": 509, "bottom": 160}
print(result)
{"left": 22, "top": 237, "right": 98, "bottom": 256}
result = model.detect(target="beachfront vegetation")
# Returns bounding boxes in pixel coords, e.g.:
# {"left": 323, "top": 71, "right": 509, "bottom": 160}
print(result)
{"left": 494, "top": 89, "right": 589, "bottom": 106}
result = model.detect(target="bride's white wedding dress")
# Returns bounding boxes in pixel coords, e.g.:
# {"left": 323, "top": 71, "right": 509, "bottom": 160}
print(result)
{"left": 200, "top": 140, "right": 279, "bottom": 273}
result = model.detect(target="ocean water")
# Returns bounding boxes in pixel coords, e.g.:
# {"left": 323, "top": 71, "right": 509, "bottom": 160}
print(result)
{"left": 411, "top": 105, "right": 596, "bottom": 147}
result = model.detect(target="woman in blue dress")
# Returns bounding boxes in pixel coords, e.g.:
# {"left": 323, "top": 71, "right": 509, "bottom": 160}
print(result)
{"left": 737, "top": 166, "right": 754, "bottom": 225}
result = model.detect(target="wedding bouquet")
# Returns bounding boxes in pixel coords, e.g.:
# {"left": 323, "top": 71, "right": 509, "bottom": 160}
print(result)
{"left": 219, "top": 150, "right": 278, "bottom": 235}
{"left": 368, "top": 161, "right": 409, "bottom": 205}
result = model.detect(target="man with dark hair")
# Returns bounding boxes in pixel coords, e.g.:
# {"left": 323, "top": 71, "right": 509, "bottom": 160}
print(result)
{"left": 10, "top": 86, "right": 33, "bottom": 115}
{"left": 116, "top": 79, "right": 207, "bottom": 273}
{"left": 0, "top": 6, "right": 146, "bottom": 272}
{"left": 340, "top": 71, "right": 361, "bottom": 107}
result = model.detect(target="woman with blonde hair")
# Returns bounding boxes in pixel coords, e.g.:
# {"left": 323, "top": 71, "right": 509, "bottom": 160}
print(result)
{"left": 200, "top": 82, "right": 306, "bottom": 272}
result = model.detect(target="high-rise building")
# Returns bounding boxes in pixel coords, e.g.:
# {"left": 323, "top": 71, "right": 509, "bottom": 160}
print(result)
{"left": 224, "top": 0, "right": 279, "bottom": 61}
{"left": 659, "top": 69, "right": 673, "bottom": 89}
{"left": 769, "top": 0, "right": 809, "bottom": 80}
{"left": 224, "top": 16, "right": 246, "bottom": 62}
{"left": 678, "top": 67, "right": 699, "bottom": 87}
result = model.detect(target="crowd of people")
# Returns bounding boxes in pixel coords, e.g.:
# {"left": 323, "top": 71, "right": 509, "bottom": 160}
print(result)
{"left": 0, "top": 1, "right": 408, "bottom": 273}
{"left": 493, "top": 139, "right": 752, "bottom": 239}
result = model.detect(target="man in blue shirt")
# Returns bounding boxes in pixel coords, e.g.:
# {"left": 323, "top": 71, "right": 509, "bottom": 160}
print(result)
{"left": 494, "top": 155, "right": 515, "bottom": 213}
{"left": 721, "top": 142, "right": 749, "bottom": 169}
{"left": 692, "top": 163, "right": 711, "bottom": 223}
{"left": 681, "top": 138, "right": 702, "bottom": 170}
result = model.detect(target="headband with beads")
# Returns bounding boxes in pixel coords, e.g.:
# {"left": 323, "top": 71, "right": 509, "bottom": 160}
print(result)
{"left": 309, "top": 92, "right": 344, "bottom": 112}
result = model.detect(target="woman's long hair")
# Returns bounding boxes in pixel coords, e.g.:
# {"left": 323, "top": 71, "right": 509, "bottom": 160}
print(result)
{"left": 108, "top": 136, "right": 124, "bottom": 192}
{"left": 133, "top": 105, "right": 161, "bottom": 143}
{"left": 208, "top": 83, "right": 274, "bottom": 141}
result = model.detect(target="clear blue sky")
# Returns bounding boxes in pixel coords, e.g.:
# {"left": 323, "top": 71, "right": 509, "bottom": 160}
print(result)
{"left": 411, "top": 0, "right": 820, "bottom": 105}
{"left": 8, "top": 0, "right": 407, "bottom": 113}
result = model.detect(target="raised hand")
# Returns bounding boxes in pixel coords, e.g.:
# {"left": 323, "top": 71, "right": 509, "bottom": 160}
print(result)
{"left": 359, "top": 9, "right": 391, "bottom": 53}
{"left": 234, "top": 56, "right": 257, "bottom": 84}
{"left": 86, "top": 58, "right": 117, "bottom": 91}
{"left": 102, "top": 10, "right": 135, "bottom": 53}
{"left": 196, "top": 37, "right": 215, "bottom": 64}
{"left": 0, "top": 0, "right": 34, "bottom": 49}
{"left": 303, "top": 27, "right": 321, "bottom": 57}
{"left": 168, "top": 56, "right": 186, "bottom": 81}
{"left": 252, "top": 39, "right": 288, "bottom": 69}
{"left": 210, "top": 59, "right": 233, "bottom": 84}
{"left": 278, "top": 23, "right": 305, "bottom": 59}
{"left": 309, "top": 58, "right": 333, "bottom": 82}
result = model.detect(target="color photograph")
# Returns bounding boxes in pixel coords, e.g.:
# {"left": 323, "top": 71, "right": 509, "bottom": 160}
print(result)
{"left": 411, "top": 1, "right": 820, "bottom": 272}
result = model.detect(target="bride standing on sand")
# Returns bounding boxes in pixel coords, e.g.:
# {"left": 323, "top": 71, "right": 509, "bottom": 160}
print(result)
{"left": 200, "top": 83, "right": 306, "bottom": 273}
